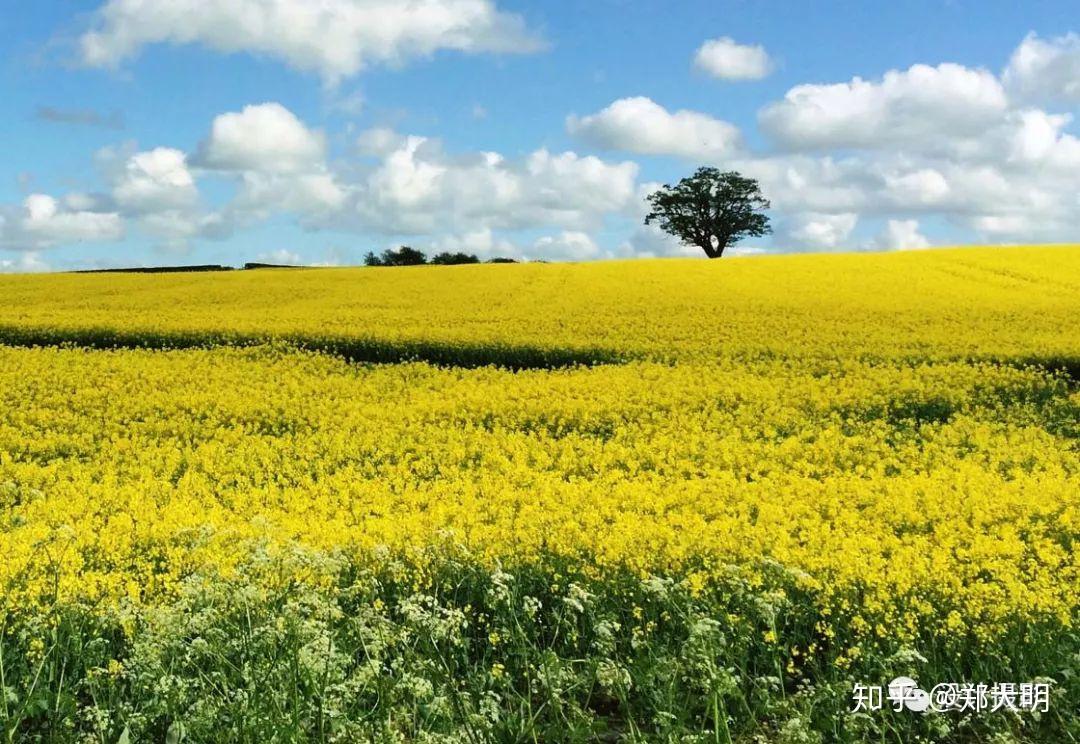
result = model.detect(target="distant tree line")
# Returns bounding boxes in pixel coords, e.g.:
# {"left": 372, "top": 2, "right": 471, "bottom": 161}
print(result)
{"left": 363, "top": 247, "right": 518, "bottom": 267}
{"left": 73, "top": 265, "right": 236, "bottom": 274}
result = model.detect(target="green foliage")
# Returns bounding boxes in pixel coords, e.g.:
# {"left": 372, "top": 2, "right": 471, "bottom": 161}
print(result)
{"left": 364, "top": 246, "right": 429, "bottom": 267}
{"left": 431, "top": 252, "right": 481, "bottom": 265}
{"left": 3, "top": 551, "right": 1077, "bottom": 742}
{"left": 645, "top": 168, "right": 771, "bottom": 258}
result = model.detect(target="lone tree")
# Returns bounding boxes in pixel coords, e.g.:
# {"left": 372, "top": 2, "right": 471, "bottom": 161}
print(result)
{"left": 645, "top": 168, "right": 771, "bottom": 258}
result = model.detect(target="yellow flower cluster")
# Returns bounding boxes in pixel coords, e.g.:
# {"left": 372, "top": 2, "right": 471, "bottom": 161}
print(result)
{"left": 1, "top": 246, "right": 1078, "bottom": 650}
{"left": 1, "top": 345, "right": 1076, "bottom": 642}
{"left": 0, "top": 246, "right": 1077, "bottom": 364}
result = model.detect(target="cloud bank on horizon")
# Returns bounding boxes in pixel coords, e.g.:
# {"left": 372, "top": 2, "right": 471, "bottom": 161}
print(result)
{"left": 1, "top": 1, "right": 1079, "bottom": 271}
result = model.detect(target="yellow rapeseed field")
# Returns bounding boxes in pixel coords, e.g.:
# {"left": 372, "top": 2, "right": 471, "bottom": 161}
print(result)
{"left": 2, "top": 347, "right": 1078, "bottom": 640}
{"left": 1, "top": 245, "right": 1078, "bottom": 363}
{"left": 0, "top": 246, "right": 1078, "bottom": 741}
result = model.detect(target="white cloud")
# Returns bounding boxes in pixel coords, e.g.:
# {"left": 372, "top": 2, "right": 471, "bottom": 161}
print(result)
{"left": 786, "top": 212, "right": 858, "bottom": 250}
{"left": 0, "top": 252, "right": 50, "bottom": 273}
{"left": 17, "top": 32, "right": 1080, "bottom": 261}
{"left": 80, "top": 0, "right": 544, "bottom": 84}
{"left": 618, "top": 225, "right": 693, "bottom": 258}
{"left": 732, "top": 155, "right": 875, "bottom": 214}
{"left": 198, "top": 103, "right": 327, "bottom": 174}
{"left": 873, "top": 219, "right": 931, "bottom": 250}
{"left": 92, "top": 143, "right": 224, "bottom": 251}
{"left": 1004, "top": 110, "right": 1080, "bottom": 170}
{"left": 9, "top": 106, "right": 637, "bottom": 258}
{"left": 759, "top": 63, "right": 1007, "bottom": 151}
{"left": 256, "top": 248, "right": 303, "bottom": 265}
{"left": 62, "top": 192, "right": 107, "bottom": 212}
{"left": 356, "top": 127, "right": 409, "bottom": 157}
{"left": 110, "top": 147, "right": 197, "bottom": 213}
{"left": 2, "top": 194, "right": 123, "bottom": 250}
{"left": 882, "top": 168, "right": 951, "bottom": 207}
{"left": 694, "top": 37, "right": 772, "bottom": 81}
{"left": 196, "top": 103, "right": 346, "bottom": 227}
{"left": 4, "top": 106, "right": 631, "bottom": 260}
{"left": 364, "top": 136, "right": 447, "bottom": 215}
{"left": 531, "top": 231, "right": 601, "bottom": 261}
{"left": 567, "top": 97, "right": 741, "bottom": 160}
{"left": 350, "top": 135, "right": 639, "bottom": 233}
{"left": 732, "top": 148, "right": 1079, "bottom": 243}
{"left": 734, "top": 34, "right": 1080, "bottom": 249}
{"left": 968, "top": 214, "right": 1032, "bottom": 239}
{"left": 135, "top": 210, "right": 234, "bottom": 249}
{"left": 236, "top": 172, "right": 348, "bottom": 217}
{"left": 1004, "top": 33, "right": 1080, "bottom": 104}
{"left": 429, "top": 228, "right": 521, "bottom": 259}
{"left": 430, "top": 224, "right": 672, "bottom": 264}
{"left": 523, "top": 150, "right": 638, "bottom": 218}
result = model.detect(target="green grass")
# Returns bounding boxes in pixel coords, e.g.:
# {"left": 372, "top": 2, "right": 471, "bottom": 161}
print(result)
{"left": 4, "top": 549, "right": 1077, "bottom": 743}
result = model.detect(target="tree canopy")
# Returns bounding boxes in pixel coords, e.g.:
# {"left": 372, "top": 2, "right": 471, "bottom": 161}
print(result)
{"left": 363, "top": 247, "right": 490, "bottom": 267}
{"left": 644, "top": 168, "right": 771, "bottom": 258}
{"left": 364, "top": 246, "right": 429, "bottom": 266}
{"left": 431, "top": 252, "right": 481, "bottom": 265}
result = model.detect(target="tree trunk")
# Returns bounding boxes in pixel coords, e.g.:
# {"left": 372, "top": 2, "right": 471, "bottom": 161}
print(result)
{"left": 700, "top": 236, "right": 725, "bottom": 258}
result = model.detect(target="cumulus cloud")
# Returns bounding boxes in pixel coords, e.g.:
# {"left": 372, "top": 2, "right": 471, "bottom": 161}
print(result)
{"left": 730, "top": 155, "right": 876, "bottom": 215}
{"left": 235, "top": 172, "right": 347, "bottom": 218}
{"left": 1004, "top": 110, "right": 1080, "bottom": 169}
{"left": 109, "top": 147, "right": 197, "bottom": 213}
{"left": 79, "top": 0, "right": 544, "bottom": 84}
{"left": 21, "top": 195, "right": 121, "bottom": 245}
{"left": 91, "top": 143, "right": 226, "bottom": 251}
{"left": 1, "top": 194, "right": 123, "bottom": 250}
{"left": 356, "top": 127, "right": 409, "bottom": 157}
{"left": 197, "top": 103, "right": 327, "bottom": 174}
{"left": 0, "top": 252, "right": 50, "bottom": 273}
{"left": 694, "top": 38, "right": 772, "bottom": 81}
{"left": 785, "top": 212, "right": 858, "bottom": 250}
{"left": 194, "top": 103, "right": 346, "bottom": 228}
{"left": 882, "top": 168, "right": 951, "bottom": 207}
{"left": 428, "top": 228, "right": 522, "bottom": 260}
{"left": 2, "top": 96, "right": 641, "bottom": 261}
{"left": 759, "top": 63, "right": 1007, "bottom": 151}
{"left": 567, "top": 54, "right": 1080, "bottom": 249}
{"left": 735, "top": 37, "right": 1080, "bottom": 249}
{"left": 873, "top": 219, "right": 931, "bottom": 250}
{"left": 531, "top": 231, "right": 601, "bottom": 261}
{"left": 256, "top": 248, "right": 303, "bottom": 265}
{"left": 17, "top": 31, "right": 1080, "bottom": 261}
{"left": 729, "top": 148, "right": 1078, "bottom": 243}
{"left": 363, "top": 136, "right": 447, "bottom": 216}
{"left": 349, "top": 131, "right": 639, "bottom": 233}
{"left": 1004, "top": 33, "right": 1080, "bottom": 104}
{"left": 567, "top": 97, "right": 742, "bottom": 160}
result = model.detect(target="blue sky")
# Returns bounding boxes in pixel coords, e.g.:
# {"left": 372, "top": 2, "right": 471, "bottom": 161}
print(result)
{"left": 2, "top": 0, "right": 1079, "bottom": 270}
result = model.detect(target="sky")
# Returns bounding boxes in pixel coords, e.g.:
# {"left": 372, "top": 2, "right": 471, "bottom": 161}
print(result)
{"left": 1, "top": 0, "right": 1078, "bottom": 271}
